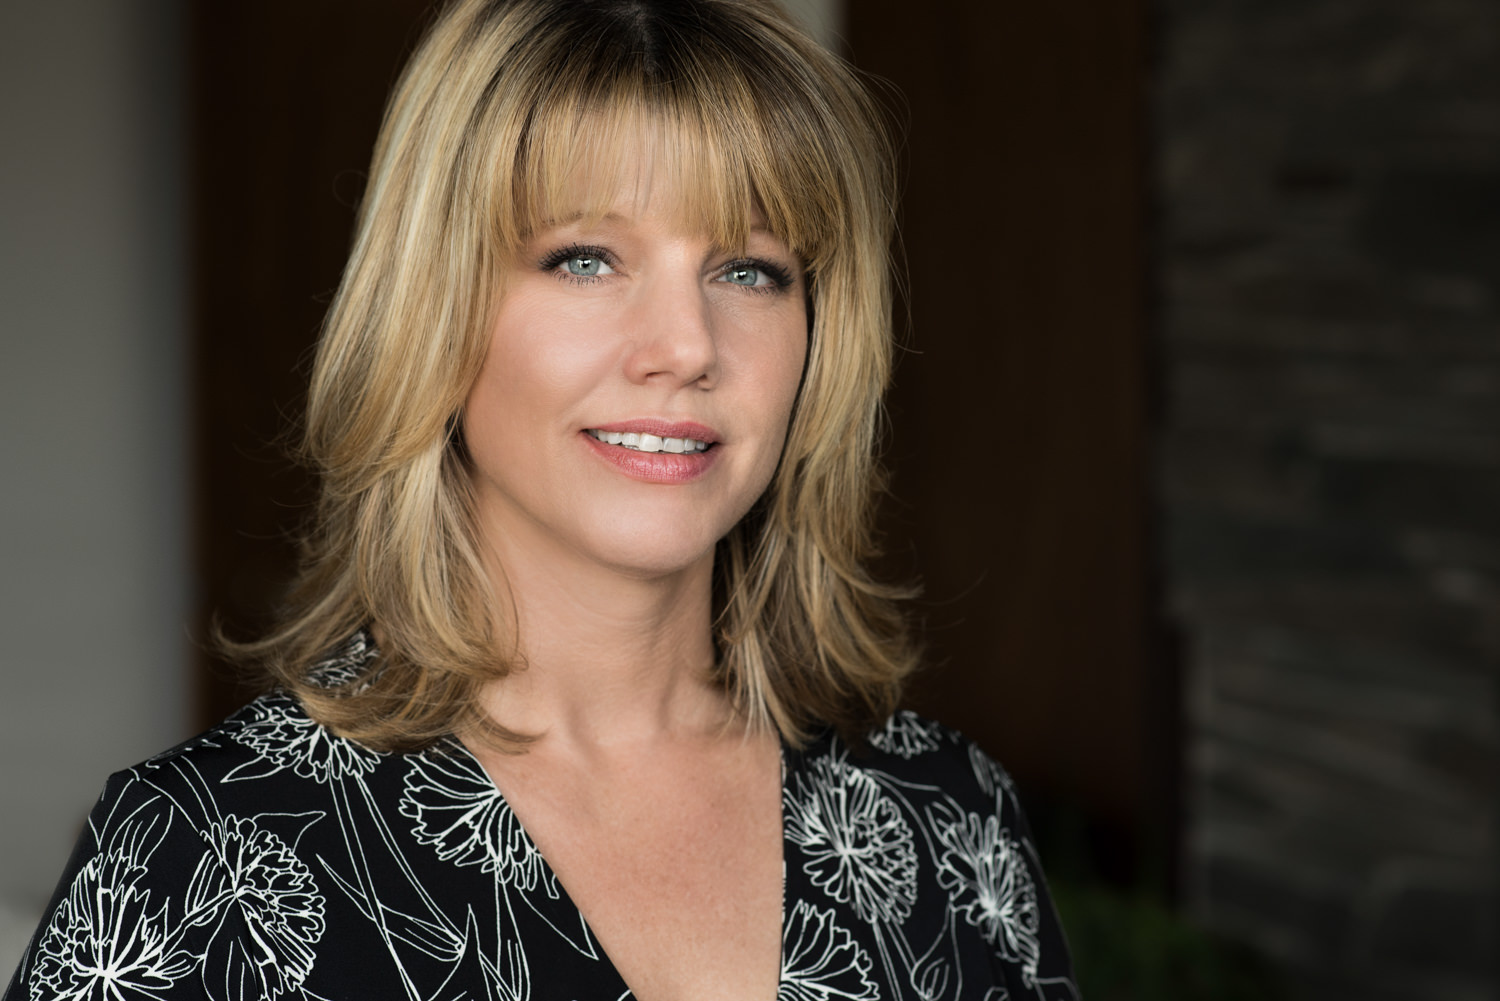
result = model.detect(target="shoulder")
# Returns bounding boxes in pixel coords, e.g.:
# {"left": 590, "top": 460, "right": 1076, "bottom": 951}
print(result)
{"left": 784, "top": 711, "right": 1079, "bottom": 998}
{"left": 852, "top": 709, "right": 1019, "bottom": 810}
{"left": 849, "top": 712, "right": 1046, "bottom": 913}
{"left": 84, "top": 677, "right": 389, "bottom": 861}
{"left": 125, "top": 632, "right": 385, "bottom": 799}
{"left": 142, "top": 691, "right": 378, "bottom": 786}
{"left": 80, "top": 631, "right": 393, "bottom": 856}
{"left": 784, "top": 708, "right": 1034, "bottom": 896}
{"left": 18, "top": 697, "right": 349, "bottom": 1001}
{"left": 788, "top": 709, "right": 1015, "bottom": 792}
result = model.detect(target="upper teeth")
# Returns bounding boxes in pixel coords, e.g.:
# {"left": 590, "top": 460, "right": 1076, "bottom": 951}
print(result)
{"left": 589, "top": 429, "right": 710, "bottom": 453}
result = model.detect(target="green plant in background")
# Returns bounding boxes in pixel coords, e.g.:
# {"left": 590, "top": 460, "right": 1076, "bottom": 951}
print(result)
{"left": 1050, "top": 877, "right": 1286, "bottom": 1001}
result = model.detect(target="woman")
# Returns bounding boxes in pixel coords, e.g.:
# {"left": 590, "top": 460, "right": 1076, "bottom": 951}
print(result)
{"left": 6, "top": 1, "right": 1078, "bottom": 999}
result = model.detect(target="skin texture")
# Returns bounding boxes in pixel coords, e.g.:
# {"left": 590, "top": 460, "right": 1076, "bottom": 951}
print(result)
{"left": 462, "top": 157, "right": 807, "bottom": 1001}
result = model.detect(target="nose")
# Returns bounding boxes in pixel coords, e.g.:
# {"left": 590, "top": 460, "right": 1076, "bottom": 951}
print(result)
{"left": 622, "top": 272, "right": 719, "bottom": 388}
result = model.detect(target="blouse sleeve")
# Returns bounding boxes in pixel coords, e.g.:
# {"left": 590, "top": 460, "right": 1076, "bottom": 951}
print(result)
{"left": 4, "top": 769, "right": 233, "bottom": 1001}
{"left": 949, "top": 737, "right": 1079, "bottom": 1000}
{"left": 996, "top": 775, "right": 1080, "bottom": 999}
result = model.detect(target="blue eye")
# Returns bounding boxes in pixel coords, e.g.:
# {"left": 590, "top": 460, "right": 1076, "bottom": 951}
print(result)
{"left": 565, "top": 255, "right": 606, "bottom": 277}
{"left": 717, "top": 258, "right": 794, "bottom": 290}
{"left": 723, "top": 265, "right": 763, "bottom": 286}
{"left": 540, "top": 245, "right": 616, "bottom": 279}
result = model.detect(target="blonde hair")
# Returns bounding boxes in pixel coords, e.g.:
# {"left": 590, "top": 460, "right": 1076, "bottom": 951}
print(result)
{"left": 234, "top": 0, "right": 917, "bottom": 751}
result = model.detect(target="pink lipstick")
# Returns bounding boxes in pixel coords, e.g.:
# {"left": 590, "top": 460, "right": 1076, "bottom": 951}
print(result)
{"left": 580, "top": 420, "right": 720, "bottom": 483}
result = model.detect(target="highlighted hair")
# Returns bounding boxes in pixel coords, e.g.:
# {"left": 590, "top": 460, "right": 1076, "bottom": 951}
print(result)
{"left": 231, "top": 0, "right": 917, "bottom": 751}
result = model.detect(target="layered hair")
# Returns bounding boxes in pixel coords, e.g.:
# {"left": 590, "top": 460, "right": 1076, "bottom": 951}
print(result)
{"left": 236, "top": 0, "right": 917, "bottom": 751}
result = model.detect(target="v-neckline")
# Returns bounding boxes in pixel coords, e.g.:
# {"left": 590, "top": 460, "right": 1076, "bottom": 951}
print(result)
{"left": 445, "top": 734, "right": 792, "bottom": 999}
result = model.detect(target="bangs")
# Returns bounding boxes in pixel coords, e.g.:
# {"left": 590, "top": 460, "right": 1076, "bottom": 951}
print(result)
{"left": 487, "top": 11, "right": 855, "bottom": 273}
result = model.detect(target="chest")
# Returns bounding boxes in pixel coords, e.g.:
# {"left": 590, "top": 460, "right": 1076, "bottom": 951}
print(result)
{"left": 185, "top": 712, "right": 1054, "bottom": 1001}
{"left": 474, "top": 738, "right": 785, "bottom": 1001}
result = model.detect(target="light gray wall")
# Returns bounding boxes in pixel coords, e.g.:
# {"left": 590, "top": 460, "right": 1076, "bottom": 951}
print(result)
{"left": 0, "top": 0, "right": 190, "bottom": 977}
{"left": 784, "top": 0, "right": 845, "bottom": 50}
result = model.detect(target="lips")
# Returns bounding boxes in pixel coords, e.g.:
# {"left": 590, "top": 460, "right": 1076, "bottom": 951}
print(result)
{"left": 587, "top": 429, "right": 710, "bottom": 453}
{"left": 580, "top": 420, "right": 720, "bottom": 483}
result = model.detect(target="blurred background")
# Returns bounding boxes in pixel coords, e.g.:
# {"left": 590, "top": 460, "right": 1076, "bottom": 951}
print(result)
{"left": 2, "top": 0, "right": 1496, "bottom": 997}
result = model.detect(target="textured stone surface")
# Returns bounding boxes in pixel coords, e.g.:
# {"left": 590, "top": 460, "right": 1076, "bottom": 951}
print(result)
{"left": 1156, "top": 0, "right": 1500, "bottom": 996}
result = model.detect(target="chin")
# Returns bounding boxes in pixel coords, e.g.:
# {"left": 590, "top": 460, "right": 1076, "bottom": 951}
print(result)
{"left": 573, "top": 522, "right": 722, "bottom": 582}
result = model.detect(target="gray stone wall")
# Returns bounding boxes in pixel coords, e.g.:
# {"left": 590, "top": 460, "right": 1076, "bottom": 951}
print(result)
{"left": 1155, "top": 1, "right": 1500, "bottom": 998}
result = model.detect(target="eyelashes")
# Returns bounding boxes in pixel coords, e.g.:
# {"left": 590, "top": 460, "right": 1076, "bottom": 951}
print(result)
{"left": 536, "top": 242, "right": 796, "bottom": 293}
{"left": 538, "top": 243, "right": 615, "bottom": 279}
{"left": 723, "top": 258, "right": 795, "bottom": 290}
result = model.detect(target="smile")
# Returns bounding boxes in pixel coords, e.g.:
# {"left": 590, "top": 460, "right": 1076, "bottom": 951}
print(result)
{"left": 587, "top": 429, "right": 711, "bottom": 453}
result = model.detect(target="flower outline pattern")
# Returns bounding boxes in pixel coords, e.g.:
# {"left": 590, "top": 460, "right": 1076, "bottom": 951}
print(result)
{"left": 8, "top": 633, "right": 1077, "bottom": 1001}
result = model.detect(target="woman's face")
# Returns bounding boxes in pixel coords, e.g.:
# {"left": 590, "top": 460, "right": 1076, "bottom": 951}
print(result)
{"left": 463, "top": 166, "right": 808, "bottom": 584}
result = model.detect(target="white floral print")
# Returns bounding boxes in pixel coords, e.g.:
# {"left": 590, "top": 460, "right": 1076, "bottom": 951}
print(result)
{"left": 229, "top": 697, "right": 382, "bottom": 785}
{"left": 193, "top": 817, "right": 326, "bottom": 1000}
{"left": 968, "top": 742, "right": 1015, "bottom": 801}
{"left": 305, "top": 628, "right": 379, "bottom": 689}
{"left": 909, "top": 935, "right": 953, "bottom": 1001}
{"left": 784, "top": 755, "right": 918, "bottom": 924}
{"left": 400, "top": 749, "right": 551, "bottom": 893}
{"left": 778, "top": 901, "right": 880, "bottom": 1001}
{"left": 31, "top": 826, "right": 193, "bottom": 1000}
{"left": 12, "top": 663, "right": 1076, "bottom": 1001}
{"left": 929, "top": 805, "right": 1041, "bottom": 982}
{"left": 867, "top": 711, "right": 943, "bottom": 759}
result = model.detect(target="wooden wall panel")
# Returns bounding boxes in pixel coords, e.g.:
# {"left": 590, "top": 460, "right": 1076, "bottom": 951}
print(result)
{"left": 190, "top": 2, "right": 436, "bottom": 723}
{"left": 846, "top": 0, "right": 1161, "bottom": 863}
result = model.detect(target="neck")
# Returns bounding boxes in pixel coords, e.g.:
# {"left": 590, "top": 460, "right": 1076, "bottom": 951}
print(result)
{"left": 475, "top": 526, "right": 728, "bottom": 751}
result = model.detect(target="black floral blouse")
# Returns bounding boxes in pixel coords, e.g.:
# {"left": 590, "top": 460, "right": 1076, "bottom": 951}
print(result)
{"left": 5, "top": 634, "right": 1078, "bottom": 1001}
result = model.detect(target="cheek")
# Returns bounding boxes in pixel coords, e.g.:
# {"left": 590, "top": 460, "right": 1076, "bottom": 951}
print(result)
{"left": 467, "top": 299, "right": 614, "bottom": 430}
{"left": 766, "top": 319, "right": 810, "bottom": 430}
{"left": 463, "top": 342, "right": 532, "bottom": 444}
{"left": 732, "top": 314, "right": 808, "bottom": 490}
